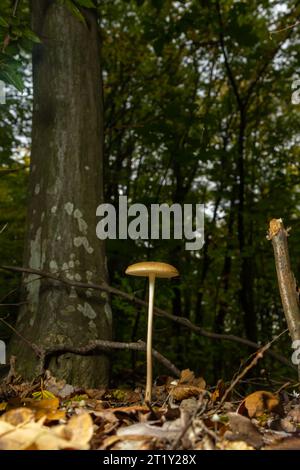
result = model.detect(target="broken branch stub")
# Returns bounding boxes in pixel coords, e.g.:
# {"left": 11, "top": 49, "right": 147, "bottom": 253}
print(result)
{"left": 268, "top": 219, "right": 300, "bottom": 369}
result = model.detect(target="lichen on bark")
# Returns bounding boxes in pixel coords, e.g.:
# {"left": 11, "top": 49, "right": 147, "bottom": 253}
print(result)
{"left": 9, "top": 1, "right": 112, "bottom": 387}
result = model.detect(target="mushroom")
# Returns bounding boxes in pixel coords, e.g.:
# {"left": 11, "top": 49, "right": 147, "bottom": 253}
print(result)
{"left": 125, "top": 261, "right": 179, "bottom": 402}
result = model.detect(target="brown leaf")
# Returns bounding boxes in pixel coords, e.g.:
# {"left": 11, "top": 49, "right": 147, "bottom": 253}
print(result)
{"left": 179, "top": 369, "right": 195, "bottom": 384}
{"left": 237, "top": 391, "right": 283, "bottom": 418}
{"left": 178, "top": 369, "right": 206, "bottom": 389}
{"left": 264, "top": 437, "right": 300, "bottom": 450}
{"left": 101, "top": 434, "right": 154, "bottom": 451}
{"left": 54, "top": 412, "right": 93, "bottom": 446}
{"left": 102, "top": 405, "right": 149, "bottom": 414}
{"left": 217, "top": 439, "right": 255, "bottom": 450}
{"left": 117, "top": 418, "right": 181, "bottom": 440}
{"left": 170, "top": 369, "right": 205, "bottom": 402}
{"left": 211, "top": 379, "right": 226, "bottom": 403}
{"left": 170, "top": 385, "right": 204, "bottom": 401}
{"left": 86, "top": 389, "right": 106, "bottom": 400}
{"left": 280, "top": 405, "right": 300, "bottom": 433}
{"left": 0, "top": 410, "right": 93, "bottom": 450}
{"left": 227, "top": 412, "right": 263, "bottom": 448}
{"left": 0, "top": 421, "right": 45, "bottom": 450}
{"left": 44, "top": 370, "right": 75, "bottom": 399}
{"left": 2, "top": 408, "right": 35, "bottom": 426}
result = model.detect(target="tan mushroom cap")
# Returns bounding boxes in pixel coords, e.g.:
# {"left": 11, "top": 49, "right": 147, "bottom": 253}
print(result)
{"left": 125, "top": 261, "right": 179, "bottom": 279}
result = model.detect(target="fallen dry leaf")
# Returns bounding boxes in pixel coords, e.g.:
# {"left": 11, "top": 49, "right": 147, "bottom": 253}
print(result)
{"left": 217, "top": 439, "right": 255, "bottom": 450}
{"left": 0, "top": 410, "right": 93, "bottom": 450}
{"left": 178, "top": 369, "right": 206, "bottom": 389}
{"left": 170, "top": 385, "right": 205, "bottom": 401}
{"left": 53, "top": 412, "right": 94, "bottom": 446}
{"left": 280, "top": 405, "right": 300, "bottom": 433}
{"left": 211, "top": 379, "right": 226, "bottom": 403}
{"left": 102, "top": 434, "right": 155, "bottom": 450}
{"left": 169, "top": 369, "right": 205, "bottom": 401}
{"left": 43, "top": 370, "right": 75, "bottom": 399}
{"left": 23, "top": 396, "right": 64, "bottom": 421}
{"left": 226, "top": 412, "right": 263, "bottom": 448}
{"left": 2, "top": 407, "right": 35, "bottom": 426}
{"left": 117, "top": 418, "right": 181, "bottom": 440}
{"left": 0, "top": 420, "right": 47, "bottom": 450}
{"left": 237, "top": 391, "right": 283, "bottom": 418}
{"left": 264, "top": 437, "right": 300, "bottom": 450}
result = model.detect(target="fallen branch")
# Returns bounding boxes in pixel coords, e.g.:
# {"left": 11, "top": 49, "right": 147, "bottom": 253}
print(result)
{"left": 0, "top": 264, "right": 294, "bottom": 370}
{"left": 0, "top": 316, "right": 180, "bottom": 378}
{"left": 39, "top": 339, "right": 180, "bottom": 377}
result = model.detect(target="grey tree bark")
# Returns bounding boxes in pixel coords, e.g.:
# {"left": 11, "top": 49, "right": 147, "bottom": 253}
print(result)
{"left": 9, "top": 0, "right": 112, "bottom": 387}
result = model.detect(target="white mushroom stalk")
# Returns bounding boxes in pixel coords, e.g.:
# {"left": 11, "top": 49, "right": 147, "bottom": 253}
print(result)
{"left": 146, "top": 273, "right": 155, "bottom": 402}
{"left": 125, "top": 261, "right": 179, "bottom": 403}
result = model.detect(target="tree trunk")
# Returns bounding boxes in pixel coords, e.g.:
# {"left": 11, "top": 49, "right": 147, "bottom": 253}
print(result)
{"left": 237, "top": 108, "right": 256, "bottom": 342}
{"left": 9, "top": 1, "right": 112, "bottom": 387}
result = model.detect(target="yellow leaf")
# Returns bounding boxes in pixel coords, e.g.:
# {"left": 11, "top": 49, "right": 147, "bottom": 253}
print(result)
{"left": 26, "top": 397, "right": 59, "bottom": 411}
{"left": 24, "top": 397, "right": 61, "bottom": 421}
{"left": 32, "top": 390, "right": 56, "bottom": 400}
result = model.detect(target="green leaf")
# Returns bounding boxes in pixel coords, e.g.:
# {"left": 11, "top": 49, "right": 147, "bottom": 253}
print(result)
{"left": 75, "top": 0, "right": 95, "bottom": 7}
{"left": 64, "top": 0, "right": 86, "bottom": 24}
{"left": 0, "top": 16, "right": 9, "bottom": 27}
{"left": 23, "top": 28, "right": 41, "bottom": 43}
{"left": 0, "top": 68, "right": 24, "bottom": 92}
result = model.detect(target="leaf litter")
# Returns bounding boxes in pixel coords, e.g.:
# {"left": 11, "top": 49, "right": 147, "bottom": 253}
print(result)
{"left": 0, "top": 367, "right": 300, "bottom": 450}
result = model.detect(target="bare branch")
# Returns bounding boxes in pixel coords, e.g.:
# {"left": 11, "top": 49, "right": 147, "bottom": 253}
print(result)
{"left": 39, "top": 339, "right": 180, "bottom": 377}
{"left": 0, "top": 264, "right": 294, "bottom": 370}
{"left": 268, "top": 219, "right": 300, "bottom": 342}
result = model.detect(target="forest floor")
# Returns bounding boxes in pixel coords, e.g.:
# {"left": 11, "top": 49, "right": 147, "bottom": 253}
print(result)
{"left": 0, "top": 366, "right": 300, "bottom": 451}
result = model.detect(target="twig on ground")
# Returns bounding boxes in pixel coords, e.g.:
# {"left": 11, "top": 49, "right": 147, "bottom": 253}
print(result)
{"left": 215, "top": 328, "right": 288, "bottom": 410}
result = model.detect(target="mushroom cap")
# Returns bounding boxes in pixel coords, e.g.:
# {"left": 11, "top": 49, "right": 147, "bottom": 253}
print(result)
{"left": 125, "top": 261, "right": 179, "bottom": 279}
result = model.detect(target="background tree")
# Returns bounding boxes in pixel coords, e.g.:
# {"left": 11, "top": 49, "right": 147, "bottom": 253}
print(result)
{"left": 3, "top": 0, "right": 112, "bottom": 387}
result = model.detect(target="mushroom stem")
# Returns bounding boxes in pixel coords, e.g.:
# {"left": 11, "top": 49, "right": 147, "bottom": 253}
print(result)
{"left": 145, "top": 273, "right": 155, "bottom": 403}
